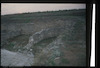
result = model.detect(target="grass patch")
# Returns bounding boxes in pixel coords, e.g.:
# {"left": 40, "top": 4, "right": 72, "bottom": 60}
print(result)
{"left": 1, "top": 9, "right": 85, "bottom": 24}
{"left": 34, "top": 36, "right": 57, "bottom": 46}
{"left": 31, "top": 36, "right": 57, "bottom": 54}
{"left": 2, "top": 34, "right": 31, "bottom": 52}
{"left": 61, "top": 58, "right": 70, "bottom": 64}
{"left": 32, "top": 36, "right": 58, "bottom": 66}
{"left": 48, "top": 60, "right": 56, "bottom": 66}
{"left": 2, "top": 42, "right": 15, "bottom": 51}
{"left": 8, "top": 42, "right": 15, "bottom": 50}
{"left": 62, "top": 20, "right": 86, "bottom": 45}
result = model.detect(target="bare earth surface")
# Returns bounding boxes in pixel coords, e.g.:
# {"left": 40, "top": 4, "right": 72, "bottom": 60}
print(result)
{"left": 1, "top": 49, "right": 34, "bottom": 66}
{"left": 1, "top": 9, "right": 86, "bottom": 66}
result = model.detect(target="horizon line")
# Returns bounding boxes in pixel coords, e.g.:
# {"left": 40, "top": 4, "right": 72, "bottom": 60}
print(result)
{"left": 1, "top": 8, "right": 85, "bottom": 16}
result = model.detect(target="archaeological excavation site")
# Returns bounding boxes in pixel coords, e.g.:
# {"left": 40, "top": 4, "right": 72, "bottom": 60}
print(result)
{"left": 1, "top": 9, "right": 86, "bottom": 66}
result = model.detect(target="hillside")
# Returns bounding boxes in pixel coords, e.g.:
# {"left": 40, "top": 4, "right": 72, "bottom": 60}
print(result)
{"left": 1, "top": 9, "right": 86, "bottom": 66}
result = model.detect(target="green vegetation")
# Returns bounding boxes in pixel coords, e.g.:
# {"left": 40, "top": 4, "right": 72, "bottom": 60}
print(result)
{"left": 1, "top": 9, "right": 86, "bottom": 66}
{"left": 31, "top": 36, "right": 57, "bottom": 54}
{"left": 34, "top": 36, "right": 57, "bottom": 46}
{"left": 62, "top": 20, "right": 86, "bottom": 45}
{"left": 48, "top": 60, "right": 56, "bottom": 66}
{"left": 2, "top": 34, "right": 30, "bottom": 52}
{"left": 7, "top": 42, "right": 15, "bottom": 51}
{"left": 61, "top": 58, "right": 70, "bottom": 64}
{"left": 1, "top": 9, "right": 85, "bottom": 24}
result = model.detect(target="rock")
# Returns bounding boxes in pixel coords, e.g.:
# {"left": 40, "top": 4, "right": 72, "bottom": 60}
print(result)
{"left": 55, "top": 57, "right": 60, "bottom": 60}
{"left": 24, "top": 27, "right": 65, "bottom": 49}
{"left": 30, "top": 49, "right": 33, "bottom": 51}
{"left": 33, "top": 35, "right": 63, "bottom": 65}
{"left": 18, "top": 49, "right": 21, "bottom": 52}
{"left": 1, "top": 49, "right": 34, "bottom": 66}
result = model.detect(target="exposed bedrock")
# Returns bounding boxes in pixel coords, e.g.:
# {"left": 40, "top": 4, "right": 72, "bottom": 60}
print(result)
{"left": 1, "top": 49, "right": 34, "bottom": 66}
{"left": 24, "top": 27, "right": 63, "bottom": 49}
{"left": 24, "top": 21, "right": 75, "bottom": 50}
{"left": 33, "top": 35, "right": 63, "bottom": 66}
{"left": 1, "top": 19, "right": 75, "bottom": 41}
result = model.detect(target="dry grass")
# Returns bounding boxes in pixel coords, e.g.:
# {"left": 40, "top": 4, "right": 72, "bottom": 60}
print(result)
{"left": 60, "top": 43, "right": 86, "bottom": 66}
{"left": 2, "top": 34, "right": 30, "bottom": 52}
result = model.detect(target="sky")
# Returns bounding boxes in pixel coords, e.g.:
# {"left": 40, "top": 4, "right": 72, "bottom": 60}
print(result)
{"left": 1, "top": 3, "right": 86, "bottom": 15}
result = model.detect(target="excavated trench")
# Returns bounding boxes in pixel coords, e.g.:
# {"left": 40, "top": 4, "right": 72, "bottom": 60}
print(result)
{"left": 1, "top": 9, "right": 86, "bottom": 66}
{"left": 1, "top": 22, "right": 86, "bottom": 66}
{"left": 1, "top": 27, "right": 65, "bottom": 66}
